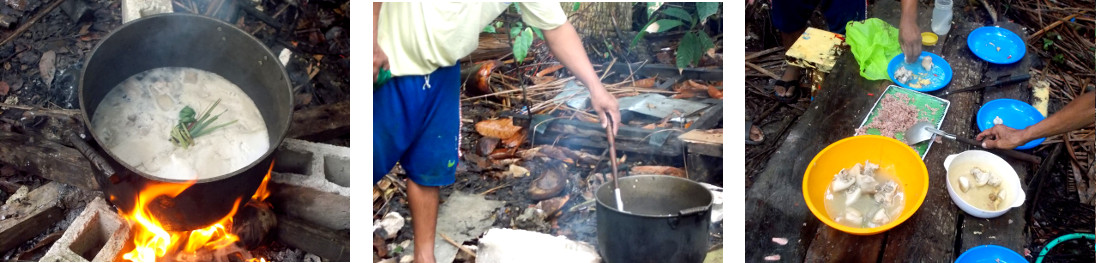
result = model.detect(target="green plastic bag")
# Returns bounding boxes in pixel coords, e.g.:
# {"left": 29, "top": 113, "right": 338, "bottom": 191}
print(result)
{"left": 845, "top": 18, "right": 902, "bottom": 80}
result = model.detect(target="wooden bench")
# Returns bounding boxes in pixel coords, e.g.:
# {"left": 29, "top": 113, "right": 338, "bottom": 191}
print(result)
{"left": 746, "top": 1, "right": 1036, "bottom": 261}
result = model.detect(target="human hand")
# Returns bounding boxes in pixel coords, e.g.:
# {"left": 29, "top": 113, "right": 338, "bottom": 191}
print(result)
{"left": 588, "top": 86, "right": 621, "bottom": 135}
{"left": 373, "top": 41, "right": 389, "bottom": 82}
{"left": 899, "top": 18, "right": 922, "bottom": 63}
{"left": 975, "top": 124, "right": 1028, "bottom": 149}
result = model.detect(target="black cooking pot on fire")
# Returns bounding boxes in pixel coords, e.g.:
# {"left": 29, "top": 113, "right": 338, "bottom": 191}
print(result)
{"left": 596, "top": 175, "right": 713, "bottom": 263}
{"left": 72, "top": 13, "right": 292, "bottom": 231}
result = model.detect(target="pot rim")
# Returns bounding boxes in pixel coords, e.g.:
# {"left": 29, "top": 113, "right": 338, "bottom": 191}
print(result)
{"left": 78, "top": 13, "right": 293, "bottom": 184}
{"left": 595, "top": 174, "right": 713, "bottom": 218}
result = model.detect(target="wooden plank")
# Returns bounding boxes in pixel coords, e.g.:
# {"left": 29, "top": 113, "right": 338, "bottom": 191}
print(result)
{"left": 745, "top": 50, "right": 891, "bottom": 261}
{"left": 0, "top": 130, "right": 98, "bottom": 190}
{"left": 958, "top": 20, "right": 1034, "bottom": 255}
{"left": 689, "top": 102, "right": 723, "bottom": 131}
{"left": 0, "top": 182, "right": 65, "bottom": 253}
{"left": 679, "top": 129, "right": 722, "bottom": 146}
{"left": 804, "top": 226, "right": 884, "bottom": 263}
{"left": 286, "top": 100, "right": 350, "bottom": 142}
{"left": 880, "top": 21, "right": 987, "bottom": 262}
{"left": 686, "top": 143, "right": 721, "bottom": 157}
{"left": 686, "top": 153, "right": 721, "bottom": 185}
{"left": 958, "top": 161, "right": 1030, "bottom": 253}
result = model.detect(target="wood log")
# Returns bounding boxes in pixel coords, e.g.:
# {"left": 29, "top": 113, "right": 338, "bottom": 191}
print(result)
{"left": 793, "top": 50, "right": 887, "bottom": 263}
{"left": 275, "top": 215, "right": 349, "bottom": 262}
{"left": 460, "top": 33, "right": 512, "bottom": 63}
{"left": 0, "top": 130, "right": 98, "bottom": 190}
{"left": 286, "top": 100, "right": 350, "bottom": 142}
{"left": 959, "top": 20, "right": 1033, "bottom": 254}
{"left": 880, "top": 21, "right": 984, "bottom": 262}
{"left": 0, "top": 182, "right": 66, "bottom": 253}
{"left": 268, "top": 182, "right": 349, "bottom": 231}
{"left": 746, "top": 40, "right": 889, "bottom": 262}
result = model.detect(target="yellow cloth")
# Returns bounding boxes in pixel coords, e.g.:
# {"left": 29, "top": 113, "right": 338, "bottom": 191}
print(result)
{"left": 377, "top": 2, "right": 567, "bottom": 76}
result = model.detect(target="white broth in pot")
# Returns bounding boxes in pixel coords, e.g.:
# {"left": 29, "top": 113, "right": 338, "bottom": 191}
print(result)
{"left": 91, "top": 67, "right": 269, "bottom": 181}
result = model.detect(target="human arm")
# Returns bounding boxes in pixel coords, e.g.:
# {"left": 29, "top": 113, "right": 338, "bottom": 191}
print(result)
{"left": 541, "top": 21, "right": 621, "bottom": 134}
{"left": 899, "top": 0, "right": 921, "bottom": 63}
{"left": 977, "top": 91, "right": 1096, "bottom": 149}
{"left": 373, "top": 2, "right": 388, "bottom": 82}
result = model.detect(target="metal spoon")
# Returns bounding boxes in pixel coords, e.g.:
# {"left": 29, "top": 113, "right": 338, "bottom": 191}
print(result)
{"left": 905, "top": 121, "right": 1041, "bottom": 164}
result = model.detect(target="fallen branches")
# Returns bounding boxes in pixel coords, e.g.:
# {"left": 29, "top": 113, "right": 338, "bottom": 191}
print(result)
{"left": 0, "top": 0, "right": 66, "bottom": 48}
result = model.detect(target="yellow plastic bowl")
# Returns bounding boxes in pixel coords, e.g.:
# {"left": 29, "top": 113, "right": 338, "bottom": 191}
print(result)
{"left": 922, "top": 32, "right": 939, "bottom": 46}
{"left": 802, "top": 135, "right": 929, "bottom": 235}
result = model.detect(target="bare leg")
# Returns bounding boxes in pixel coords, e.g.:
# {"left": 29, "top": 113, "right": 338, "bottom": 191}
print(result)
{"left": 407, "top": 179, "right": 439, "bottom": 263}
{"left": 775, "top": 29, "right": 806, "bottom": 97}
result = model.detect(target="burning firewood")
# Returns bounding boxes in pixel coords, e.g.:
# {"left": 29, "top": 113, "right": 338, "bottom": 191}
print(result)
{"left": 233, "top": 200, "right": 277, "bottom": 250}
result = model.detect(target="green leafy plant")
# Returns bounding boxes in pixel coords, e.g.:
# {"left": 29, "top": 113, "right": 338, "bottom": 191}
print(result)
{"left": 169, "top": 99, "right": 237, "bottom": 149}
{"left": 509, "top": 21, "right": 544, "bottom": 64}
{"left": 482, "top": 21, "right": 503, "bottom": 34}
{"left": 631, "top": 2, "right": 721, "bottom": 69}
{"left": 506, "top": 3, "right": 546, "bottom": 65}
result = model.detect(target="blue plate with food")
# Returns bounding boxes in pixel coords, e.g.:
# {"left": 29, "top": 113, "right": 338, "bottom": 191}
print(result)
{"left": 955, "top": 245, "right": 1027, "bottom": 263}
{"left": 976, "top": 98, "right": 1046, "bottom": 150}
{"left": 887, "top": 51, "right": 952, "bottom": 92}
{"left": 968, "top": 26, "right": 1025, "bottom": 64}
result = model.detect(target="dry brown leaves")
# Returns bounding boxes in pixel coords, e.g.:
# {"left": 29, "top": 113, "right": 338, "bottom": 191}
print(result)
{"left": 501, "top": 130, "right": 527, "bottom": 148}
{"left": 535, "top": 64, "right": 565, "bottom": 77}
{"left": 673, "top": 80, "right": 719, "bottom": 99}
{"left": 633, "top": 77, "right": 657, "bottom": 88}
{"left": 631, "top": 165, "right": 686, "bottom": 178}
{"left": 521, "top": 145, "right": 601, "bottom": 165}
{"left": 537, "top": 195, "right": 570, "bottom": 218}
{"left": 471, "top": 60, "right": 501, "bottom": 95}
{"left": 476, "top": 117, "right": 522, "bottom": 139}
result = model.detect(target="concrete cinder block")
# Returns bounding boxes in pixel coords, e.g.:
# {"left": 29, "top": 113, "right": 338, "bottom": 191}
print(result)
{"left": 121, "top": 0, "right": 172, "bottom": 23}
{"left": 40, "top": 197, "right": 130, "bottom": 262}
{"left": 270, "top": 139, "right": 349, "bottom": 197}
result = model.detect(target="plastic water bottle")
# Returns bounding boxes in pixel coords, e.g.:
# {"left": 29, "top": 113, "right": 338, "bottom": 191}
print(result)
{"left": 931, "top": 0, "right": 954, "bottom": 36}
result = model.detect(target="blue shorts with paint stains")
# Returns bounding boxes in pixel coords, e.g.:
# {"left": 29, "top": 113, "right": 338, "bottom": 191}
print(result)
{"left": 373, "top": 62, "right": 460, "bottom": 187}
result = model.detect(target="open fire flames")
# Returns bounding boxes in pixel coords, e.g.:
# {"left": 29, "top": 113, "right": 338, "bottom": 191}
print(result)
{"left": 120, "top": 162, "right": 275, "bottom": 262}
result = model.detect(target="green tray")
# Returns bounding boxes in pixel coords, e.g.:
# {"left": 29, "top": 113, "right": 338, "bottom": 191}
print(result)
{"left": 856, "top": 85, "right": 950, "bottom": 159}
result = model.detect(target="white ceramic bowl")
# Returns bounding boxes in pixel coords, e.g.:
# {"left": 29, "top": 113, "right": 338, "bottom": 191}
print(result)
{"left": 943, "top": 150, "right": 1025, "bottom": 218}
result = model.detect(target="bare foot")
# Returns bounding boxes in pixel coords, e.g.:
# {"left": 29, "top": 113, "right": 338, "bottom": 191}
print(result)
{"left": 414, "top": 250, "right": 436, "bottom": 263}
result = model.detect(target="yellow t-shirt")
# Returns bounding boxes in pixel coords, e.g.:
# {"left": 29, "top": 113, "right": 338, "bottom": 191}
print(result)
{"left": 376, "top": 2, "right": 567, "bottom": 76}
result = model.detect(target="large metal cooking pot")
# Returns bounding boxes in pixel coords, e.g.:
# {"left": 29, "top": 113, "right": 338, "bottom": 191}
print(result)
{"left": 595, "top": 175, "right": 713, "bottom": 263}
{"left": 73, "top": 13, "right": 292, "bottom": 231}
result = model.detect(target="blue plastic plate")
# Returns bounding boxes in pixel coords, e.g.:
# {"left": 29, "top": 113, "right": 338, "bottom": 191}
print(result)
{"left": 887, "top": 51, "right": 953, "bottom": 92}
{"left": 976, "top": 99, "right": 1046, "bottom": 150}
{"left": 955, "top": 245, "right": 1027, "bottom": 263}
{"left": 967, "top": 26, "right": 1026, "bottom": 64}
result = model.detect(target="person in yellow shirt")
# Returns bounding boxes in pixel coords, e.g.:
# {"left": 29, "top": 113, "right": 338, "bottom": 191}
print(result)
{"left": 373, "top": 3, "right": 621, "bottom": 262}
